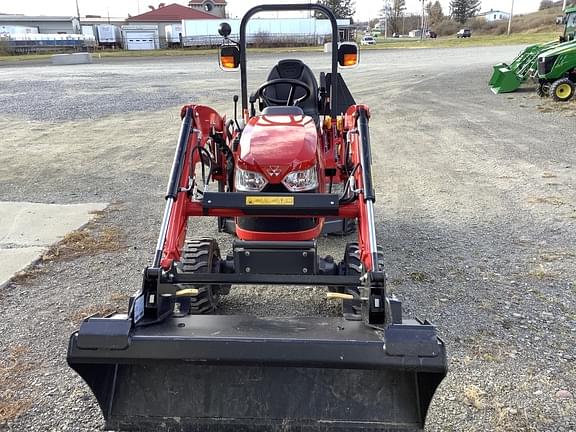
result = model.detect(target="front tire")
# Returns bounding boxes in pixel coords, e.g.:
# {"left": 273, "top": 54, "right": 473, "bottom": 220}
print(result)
{"left": 336, "top": 243, "right": 384, "bottom": 320}
{"left": 549, "top": 78, "right": 575, "bottom": 102}
{"left": 536, "top": 82, "right": 549, "bottom": 98}
{"left": 179, "top": 238, "right": 228, "bottom": 314}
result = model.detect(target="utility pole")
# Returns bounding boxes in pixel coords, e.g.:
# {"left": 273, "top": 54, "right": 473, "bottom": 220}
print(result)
{"left": 421, "top": 0, "right": 425, "bottom": 40}
{"left": 563, "top": 0, "right": 567, "bottom": 11}
{"left": 384, "top": 15, "right": 388, "bottom": 39}
{"left": 75, "top": 0, "right": 81, "bottom": 33}
{"left": 383, "top": 0, "right": 390, "bottom": 39}
{"left": 507, "top": 0, "right": 514, "bottom": 36}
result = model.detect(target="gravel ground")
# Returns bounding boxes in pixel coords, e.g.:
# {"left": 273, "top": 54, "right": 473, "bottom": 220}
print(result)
{"left": 0, "top": 45, "right": 575, "bottom": 431}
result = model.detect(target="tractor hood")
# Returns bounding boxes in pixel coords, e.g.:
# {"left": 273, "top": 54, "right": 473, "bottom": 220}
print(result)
{"left": 539, "top": 39, "right": 576, "bottom": 58}
{"left": 238, "top": 114, "right": 318, "bottom": 183}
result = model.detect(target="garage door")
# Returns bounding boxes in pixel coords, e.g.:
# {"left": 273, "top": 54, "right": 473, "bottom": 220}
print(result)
{"left": 126, "top": 31, "right": 156, "bottom": 50}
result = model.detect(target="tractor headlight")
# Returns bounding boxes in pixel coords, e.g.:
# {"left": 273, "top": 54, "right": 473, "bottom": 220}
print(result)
{"left": 282, "top": 166, "right": 318, "bottom": 192}
{"left": 235, "top": 168, "right": 268, "bottom": 192}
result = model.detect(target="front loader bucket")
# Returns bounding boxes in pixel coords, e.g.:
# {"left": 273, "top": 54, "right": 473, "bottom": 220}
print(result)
{"left": 489, "top": 62, "right": 508, "bottom": 86}
{"left": 489, "top": 40, "right": 561, "bottom": 94}
{"left": 490, "top": 65, "right": 522, "bottom": 94}
{"left": 68, "top": 315, "right": 447, "bottom": 431}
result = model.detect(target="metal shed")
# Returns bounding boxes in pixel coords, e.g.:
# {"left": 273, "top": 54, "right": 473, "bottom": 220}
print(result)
{"left": 0, "top": 15, "right": 79, "bottom": 34}
{"left": 126, "top": 4, "right": 218, "bottom": 47}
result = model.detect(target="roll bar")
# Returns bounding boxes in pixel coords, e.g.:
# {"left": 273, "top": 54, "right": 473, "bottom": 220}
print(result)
{"left": 239, "top": 3, "right": 339, "bottom": 117}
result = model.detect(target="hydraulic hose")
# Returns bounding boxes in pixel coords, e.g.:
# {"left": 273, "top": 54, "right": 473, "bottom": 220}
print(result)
{"left": 357, "top": 108, "right": 375, "bottom": 202}
{"left": 153, "top": 107, "right": 193, "bottom": 267}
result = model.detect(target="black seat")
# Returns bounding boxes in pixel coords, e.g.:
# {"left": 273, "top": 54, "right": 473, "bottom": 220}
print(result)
{"left": 263, "top": 59, "right": 319, "bottom": 119}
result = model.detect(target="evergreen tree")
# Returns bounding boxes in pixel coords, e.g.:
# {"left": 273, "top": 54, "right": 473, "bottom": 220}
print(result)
{"left": 316, "top": 0, "right": 356, "bottom": 19}
{"left": 449, "top": 0, "right": 480, "bottom": 24}
{"left": 426, "top": 1, "right": 444, "bottom": 27}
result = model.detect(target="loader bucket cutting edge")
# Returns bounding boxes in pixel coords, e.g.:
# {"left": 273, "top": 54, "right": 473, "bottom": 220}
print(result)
{"left": 68, "top": 315, "right": 447, "bottom": 432}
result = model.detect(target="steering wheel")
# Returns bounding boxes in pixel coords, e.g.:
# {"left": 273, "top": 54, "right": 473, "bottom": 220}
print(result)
{"left": 255, "top": 78, "right": 312, "bottom": 107}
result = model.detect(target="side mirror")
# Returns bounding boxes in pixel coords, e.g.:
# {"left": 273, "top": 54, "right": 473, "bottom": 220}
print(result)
{"left": 337, "top": 42, "right": 359, "bottom": 68}
{"left": 218, "top": 22, "right": 232, "bottom": 37}
{"left": 219, "top": 45, "right": 240, "bottom": 71}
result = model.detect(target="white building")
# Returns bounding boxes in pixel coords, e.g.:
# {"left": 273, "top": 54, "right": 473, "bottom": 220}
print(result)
{"left": 0, "top": 15, "right": 80, "bottom": 34}
{"left": 121, "top": 25, "right": 160, "bottom": 50}
{"left": 187, "top": 0, "right": 226, "bottom": 18}
{"left": 479, "top": 10, "right": 511, "bottom": 22}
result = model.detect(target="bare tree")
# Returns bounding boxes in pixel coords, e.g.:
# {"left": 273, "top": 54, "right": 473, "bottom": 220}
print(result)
{"left": 389, "top": 0, "right": 406, "bottom": 34}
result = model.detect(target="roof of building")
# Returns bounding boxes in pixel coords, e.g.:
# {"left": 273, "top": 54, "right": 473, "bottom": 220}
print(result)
{"left": 128, "top": 3, "right": 218, "bottom": 22}
{"left": 0, "top": 15, "right": 77, "bottom": 22}
{"left": 479, "top": 10, "right": 510, "bottom": 16}
{"left": 188, "top": 0, "right": 226, "bottom": 4}
{"left": 81, "top": 16, "right": 127, "bottom": 23}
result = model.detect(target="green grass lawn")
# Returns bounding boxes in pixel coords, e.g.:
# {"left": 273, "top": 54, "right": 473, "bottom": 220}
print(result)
{"left": 363, "top": 32, "right": 558, "bottom": 50}
{"left": 0, "top": 45, "right": 327, "bottom": 63}
{"left": 0, "top": 32, "right": 560, "bottom": 63}
{"left": 0, "top": 48, "right": 218, "bottom": 63}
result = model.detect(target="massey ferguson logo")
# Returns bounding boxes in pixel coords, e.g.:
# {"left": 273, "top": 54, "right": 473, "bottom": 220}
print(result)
{"left": 267, "top": 166, "right": 282, "bottom": 177}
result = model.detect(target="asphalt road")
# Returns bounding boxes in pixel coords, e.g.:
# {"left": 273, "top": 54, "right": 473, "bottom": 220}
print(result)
{"left": 0, "top": 45, "right": 575, "bottom": 431}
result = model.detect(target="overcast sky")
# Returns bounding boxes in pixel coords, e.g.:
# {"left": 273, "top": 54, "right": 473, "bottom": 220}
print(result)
{"left": 0, "top": 0, "right": 543, "bottom": 20}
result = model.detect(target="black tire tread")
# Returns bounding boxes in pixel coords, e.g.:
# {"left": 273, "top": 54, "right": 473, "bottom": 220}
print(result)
{"left": 180, "top": 238, "right": 220, "bottom": 314}
{"left": 536, "top": 83, "right": 547, "bottom": 98}
{"left": 549, "top": 78, "right": 575, "bottom": 102}
{"left": 337, "top": 243, "right": 385, "bottom": 319}
{"left": 335, "top": 242, "right": 385, "bottom": 296}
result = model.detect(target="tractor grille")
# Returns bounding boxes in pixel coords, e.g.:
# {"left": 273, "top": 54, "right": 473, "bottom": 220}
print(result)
{"left": 237, "top": 184, "right": 318, "bottom": 233}
{"left": 538, "top": 55, "right": 557, "bottom": 76}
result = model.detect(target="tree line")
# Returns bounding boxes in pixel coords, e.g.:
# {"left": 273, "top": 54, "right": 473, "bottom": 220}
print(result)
{"left": 539, "top": 0, "right": 567, "bottom": 9}
{"left": 316, "top": 0, "right": 483, "bottom": 28}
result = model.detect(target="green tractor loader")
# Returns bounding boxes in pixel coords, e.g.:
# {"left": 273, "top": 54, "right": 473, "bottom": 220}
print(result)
{"left": 489, "top": 6, "right": 576, "bottom": 94}
{"left": 536, "top": 40, "right": 576, "bottom": 101}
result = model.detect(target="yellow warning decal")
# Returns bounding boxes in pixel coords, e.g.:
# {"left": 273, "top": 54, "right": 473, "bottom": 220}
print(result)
{"left": 246, "top": 196, "right": 295, "bottom": 206}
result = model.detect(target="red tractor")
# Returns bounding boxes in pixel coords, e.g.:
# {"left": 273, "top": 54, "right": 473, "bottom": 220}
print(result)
{"left": 68, "top": 4, "right": 447, "bottom": 431}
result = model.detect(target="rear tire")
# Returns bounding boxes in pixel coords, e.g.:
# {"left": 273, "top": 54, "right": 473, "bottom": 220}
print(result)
{"left": 549, "top": 78, "right": 575, "bottom": 102}
{"left": 179, "top": 238, "right": 228, "bottom": 314}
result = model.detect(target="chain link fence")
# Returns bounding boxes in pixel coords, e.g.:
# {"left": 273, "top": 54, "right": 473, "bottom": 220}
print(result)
{"left": 180, "top": 32, "right": 330, "bottom": 49}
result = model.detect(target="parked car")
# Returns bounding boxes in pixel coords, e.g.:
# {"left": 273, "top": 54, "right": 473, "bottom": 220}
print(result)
{"left": 392, "top": 32, "right": 400, "bottom": 38}
{"left": 457, "top": 28, "right": 471, "bottom": 38}
{"left": 426, "top": 30, "right": 437, "bottom": 39}
{"left": 360, "top": 35, "right": 376, "bottom": 45}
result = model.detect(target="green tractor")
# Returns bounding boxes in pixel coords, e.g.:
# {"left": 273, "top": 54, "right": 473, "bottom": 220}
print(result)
{"left": 489, "top": 6, "right": 576, "bottom": 94}
{"left": 536, "top": 40, "right": 576, "bottom": 101}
